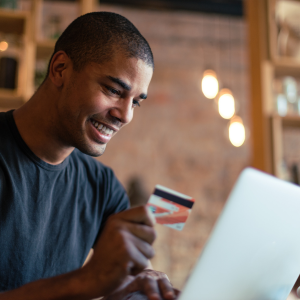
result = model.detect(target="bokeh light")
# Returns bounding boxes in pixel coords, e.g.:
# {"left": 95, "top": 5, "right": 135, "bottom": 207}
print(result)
{"left": 0, "top": 41, "right": 8, "bottom": 52}
{"left": 218, "top": 88, "right": 235, "bottom": 119}
{"left": 229, "top": 116, "right": 246, "bottom": 147}
{"left": 201, "top": 69, "right": 219, "bottom": 99}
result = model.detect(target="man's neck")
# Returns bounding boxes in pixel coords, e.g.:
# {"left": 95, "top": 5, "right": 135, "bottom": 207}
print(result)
{"left": 13, "top": 84, "right": 74, "bottom": 165}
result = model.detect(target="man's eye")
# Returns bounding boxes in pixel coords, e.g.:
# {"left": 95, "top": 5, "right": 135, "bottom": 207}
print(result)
{"left": 107, "top": 87, "right": 120, "bottom": 95}
{"left": 133, "top": 100, "right": 140, "bottom": 107}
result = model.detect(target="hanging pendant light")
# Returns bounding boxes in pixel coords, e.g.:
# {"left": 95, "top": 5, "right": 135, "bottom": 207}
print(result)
{"left": 201, "top": 69, "right": 219, "bottom": 99}
{"left": 229, "top": 116, "right": 246, "bottom": 147}
{"left": 218, "top": 88, "right": 235, "bottom": 119}
{"left": 0, "top": 40, "right": 8, "bottom": 52}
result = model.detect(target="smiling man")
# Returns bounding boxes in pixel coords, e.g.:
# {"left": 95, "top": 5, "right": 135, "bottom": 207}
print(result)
{"left": 0, "top": 12, "right": 175, "bottom": 300}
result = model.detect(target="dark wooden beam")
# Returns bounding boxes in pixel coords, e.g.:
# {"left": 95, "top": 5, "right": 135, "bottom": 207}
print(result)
{"left": 100, "top": 0, "right": 244, "bottom": 16}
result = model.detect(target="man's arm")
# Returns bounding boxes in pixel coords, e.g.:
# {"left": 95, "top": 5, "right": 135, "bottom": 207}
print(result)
{"left": 0, "top": 268, "right": 92, "bottom": 300}
{"left": 0, "top": 206, "right": 156, "bottom": 300}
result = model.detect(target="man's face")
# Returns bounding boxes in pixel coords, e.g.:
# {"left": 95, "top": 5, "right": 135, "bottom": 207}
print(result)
{"left": 56, "top": 53, "right": 153, "bottom": 156}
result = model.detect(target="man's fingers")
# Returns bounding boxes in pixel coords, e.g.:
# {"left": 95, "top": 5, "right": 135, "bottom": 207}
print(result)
{"left": 139, "top": 276, "right": 162, "bottom": 300}
{"left": 129, "top": 234, "right": 155, "bottom": 259}
{"left": 91, "top": 205, "right": 157, "bottom": 291}
{"left": 158, "top": 278, "right": 175, "bottom": 299}
{"left": 173, "top": 288, "right": 181, "bottom": 297}
{"left": 124, "top": 235, "right": 155, "bottom": 276}
{"left": 118, "top": 206, "right": 156, "bottom": 227}
{"left": 102, "top": 271, "right": 179, "bottom": 300}
{"left": 142, "top": 269, "right": 169, "bottom": 280}
{"left": 126, "top": 223, "right": 156, "bottom": 244}
{"left": 126, "top": 245, "right": 152, "bottom": 276}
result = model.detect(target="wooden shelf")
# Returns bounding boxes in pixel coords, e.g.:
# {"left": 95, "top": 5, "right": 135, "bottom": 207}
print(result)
{"left": 0, "top": 9, "right": 29, "bottom": 35}
{"left": 248, "top": 0, "right": 300, "bottom": 176}
{"left": 36, "top": 39, "right": 55, "bottom": 59}
{"left": 273, "top": 58, "right": 300, "bottom": 77}
{"left": 267, "top": 0, "right": 300, "bottom": 78}
{"left": 0, "top": 0, "right": 97, "bottom": 107}
{"left": 272, "top": 114, "right": 300, "bottom": 127}
{"left": 271, "top": 113, "right": 300, "bottom": 178}
{"left": 282, "top": 115, "right": 300, "bottom": 127}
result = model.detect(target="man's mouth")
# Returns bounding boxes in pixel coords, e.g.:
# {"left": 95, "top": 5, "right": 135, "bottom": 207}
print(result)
{"left": 91, "top": 119, "right": 114, "bottom": 136}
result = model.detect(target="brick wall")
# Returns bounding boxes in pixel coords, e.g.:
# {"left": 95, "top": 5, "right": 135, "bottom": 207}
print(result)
{"left": 96, "top": 4, "right": 251, "bottom": 288}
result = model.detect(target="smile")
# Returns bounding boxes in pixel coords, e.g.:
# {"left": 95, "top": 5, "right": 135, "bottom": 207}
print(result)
{"left": 91, "top": 119, "right": 114, "bottom": 136}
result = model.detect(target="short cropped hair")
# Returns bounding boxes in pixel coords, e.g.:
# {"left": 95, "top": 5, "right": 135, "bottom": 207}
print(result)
{"left": 48, "top": 11, "right": 154, "bottom": 74}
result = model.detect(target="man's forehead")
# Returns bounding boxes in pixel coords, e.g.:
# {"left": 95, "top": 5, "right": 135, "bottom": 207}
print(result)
{"left": 91, "top": 57, "right": 152, "bottom": 89}
{"left": 91, "top": 56, "right": 152, "bottom": 75}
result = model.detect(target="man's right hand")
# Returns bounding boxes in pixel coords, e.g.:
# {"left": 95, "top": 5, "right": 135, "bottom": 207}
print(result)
{"left": 82, "top": 205, "right": 157, "bottom": 298}
{"left": 0, "top": 206, "right": 156, "bottom": 300}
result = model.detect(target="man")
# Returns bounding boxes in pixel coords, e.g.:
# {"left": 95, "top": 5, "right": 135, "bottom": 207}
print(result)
{"left": 0, "top": 12, "right": 176, "bottom": 300}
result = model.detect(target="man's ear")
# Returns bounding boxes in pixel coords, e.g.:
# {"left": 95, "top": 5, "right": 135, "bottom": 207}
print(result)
{"left": 48, "top": 51, "right": 70, "bottom": 87}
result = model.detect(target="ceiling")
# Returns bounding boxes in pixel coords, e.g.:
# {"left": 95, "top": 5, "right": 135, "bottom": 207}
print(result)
{"left": 99, "top": 0, "right": 244, "bottom": 16}
{"left": 47, "top": 0, "right": 244, "bottom": 16}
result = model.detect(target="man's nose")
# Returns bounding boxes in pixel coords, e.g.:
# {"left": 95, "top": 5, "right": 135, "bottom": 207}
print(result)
{"left": 109, "top": 98, "right": 134, "bottom": 125}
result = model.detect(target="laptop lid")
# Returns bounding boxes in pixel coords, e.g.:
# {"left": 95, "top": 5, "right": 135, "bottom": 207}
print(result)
{"left": 178, "top": 168, "right": 300, "bottom": 300}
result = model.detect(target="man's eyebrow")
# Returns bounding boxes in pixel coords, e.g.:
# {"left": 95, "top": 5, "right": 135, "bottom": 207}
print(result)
{"left": 107, "top": 76, "right": 131, "bottom": 91}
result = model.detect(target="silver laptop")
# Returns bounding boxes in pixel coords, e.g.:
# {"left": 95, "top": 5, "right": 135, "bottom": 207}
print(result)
{"left": 178, "top": 168, "right": 300, "bottom": 300}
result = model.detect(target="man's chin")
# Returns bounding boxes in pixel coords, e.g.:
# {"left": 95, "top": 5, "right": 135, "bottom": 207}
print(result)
{"left": 76, "top": 143, "right": 107, "bottom": 157}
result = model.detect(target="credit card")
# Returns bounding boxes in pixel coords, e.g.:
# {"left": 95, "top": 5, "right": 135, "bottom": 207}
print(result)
{"left": 147, "top": 185, "right": 195, "bottom": 231}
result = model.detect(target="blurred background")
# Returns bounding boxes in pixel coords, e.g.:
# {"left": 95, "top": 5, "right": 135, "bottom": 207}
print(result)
{"left": 1, "top": 0, "right": 300, "bottom": 294}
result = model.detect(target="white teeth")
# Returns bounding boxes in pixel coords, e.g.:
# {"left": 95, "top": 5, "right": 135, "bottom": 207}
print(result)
{"left": 92, "top": 120, "right": 113, "bottom": 135}
{"left": 102, "top": 127, "right": 112, "bottom": 135}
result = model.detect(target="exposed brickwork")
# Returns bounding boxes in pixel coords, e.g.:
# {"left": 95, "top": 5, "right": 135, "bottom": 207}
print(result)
{"left": 96, "top": 4, "right": 251, "bottom": 288}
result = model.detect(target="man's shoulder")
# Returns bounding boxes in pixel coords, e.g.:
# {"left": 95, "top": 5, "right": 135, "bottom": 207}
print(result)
{"left": 0, "top": 111, "right": 7, "bottom": 119}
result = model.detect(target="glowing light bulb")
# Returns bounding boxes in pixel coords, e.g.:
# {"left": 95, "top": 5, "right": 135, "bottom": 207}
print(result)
{"left": 201, "top": 70, "right": 219, "bottom": 99}
{"left": 0, "top": 41, "right": 8, "bottom": 52}
{"left": 218, "top": 88, "right": 235, "bottom": 119}
{"left": 229, "top": 116, "right": 246, "bottom": 147}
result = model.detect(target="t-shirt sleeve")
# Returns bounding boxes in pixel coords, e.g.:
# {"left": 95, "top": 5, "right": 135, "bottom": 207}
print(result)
{"left": 93, "top": 167, "right": 130, "bottom": 245}
{"left": 106, "top": 167, "right": 130, "bottom": 214}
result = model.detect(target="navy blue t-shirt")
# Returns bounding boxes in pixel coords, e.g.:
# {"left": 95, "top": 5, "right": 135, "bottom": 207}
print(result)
{"left": 0, "top": 110, "right": 129, "bottom": 291}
